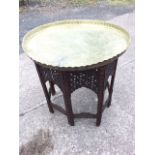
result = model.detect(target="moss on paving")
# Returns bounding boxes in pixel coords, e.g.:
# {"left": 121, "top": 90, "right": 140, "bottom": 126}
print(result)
{"left": 107, "top": 0, "right": 134, "bottom": 5}
{"left": 20, "top": 0, "right": 134, "bottom": 7}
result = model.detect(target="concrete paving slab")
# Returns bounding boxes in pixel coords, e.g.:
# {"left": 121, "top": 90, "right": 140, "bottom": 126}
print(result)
{"left": 109, "top": 11, "right": 135, "bottom": 66}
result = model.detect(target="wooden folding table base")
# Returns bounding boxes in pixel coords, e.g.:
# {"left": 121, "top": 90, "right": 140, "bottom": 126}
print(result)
{"left": 35, "top": 59, "right": 118, "bottom": 126}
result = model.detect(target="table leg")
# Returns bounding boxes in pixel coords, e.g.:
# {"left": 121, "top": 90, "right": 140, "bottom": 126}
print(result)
{"left": 107, "top": 60, "right": 118, "bottom": 108}
{"left": 96, "top": 69, "right": 105, "bottom": 126}
{"left": 63, "top": 92, "right": 74, "bottom": 126}
{"left": 62, "top": 72, "right": 74, "bottom": 126}
{"left": 35, "top": 63, "right": 54, "bottom": 113}
{"left": 49, "top": 80, "right": 56, "bottom": 96}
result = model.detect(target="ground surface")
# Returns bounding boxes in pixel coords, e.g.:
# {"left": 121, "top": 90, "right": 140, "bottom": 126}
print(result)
{"left": 19, "top": 3, "right": 135, "bottom": 155}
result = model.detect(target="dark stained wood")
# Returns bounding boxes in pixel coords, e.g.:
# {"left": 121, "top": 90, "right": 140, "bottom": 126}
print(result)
{"left": 35, "top": 63, "right": 54, "bottom": 113}
{"left": 52, "top": 103, "right": 66, "bottom": 115}
{"left": 96, "top": 68, "right": 106, "bottom": 126}
{"left": 61, "top": 72, "right": 74, "bottom": 126}
{"left": 34, "top": 59, "right": 118, "bottom": 126}
{"left": 74, "top": 113, "right": 96, "bottom": 119}
{"left": 107, "top": 59, "right": 118, "bottom": 108}
{"left": 49, "top": 81, "right": 56, "bottom": 96}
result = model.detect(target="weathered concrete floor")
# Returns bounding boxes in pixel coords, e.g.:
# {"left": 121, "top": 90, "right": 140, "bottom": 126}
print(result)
{"left": 19, "top": 6, "right": 135, "bottom": 155}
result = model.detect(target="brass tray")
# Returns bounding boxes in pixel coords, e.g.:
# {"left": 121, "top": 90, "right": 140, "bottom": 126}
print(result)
{"left": 22, "top": 20, "right": 130, "bottom": 70}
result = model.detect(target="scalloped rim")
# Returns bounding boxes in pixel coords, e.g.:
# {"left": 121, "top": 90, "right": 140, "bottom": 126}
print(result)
{"left": 22, "top": 19, "right": 131, "bottom": 71}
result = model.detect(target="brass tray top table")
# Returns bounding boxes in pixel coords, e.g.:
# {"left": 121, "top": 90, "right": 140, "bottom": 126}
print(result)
{"left": 22, "top": 20, "right": 130, "bottom": 126}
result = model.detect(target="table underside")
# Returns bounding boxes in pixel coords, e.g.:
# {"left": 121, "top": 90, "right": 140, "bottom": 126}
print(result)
{"left": 35, "top": 59, "right": 118, "bottom": 126}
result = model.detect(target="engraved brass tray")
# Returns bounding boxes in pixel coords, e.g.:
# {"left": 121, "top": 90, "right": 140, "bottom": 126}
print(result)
{"left": 22, "top": 20, "right": 130, "bottom": 71}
